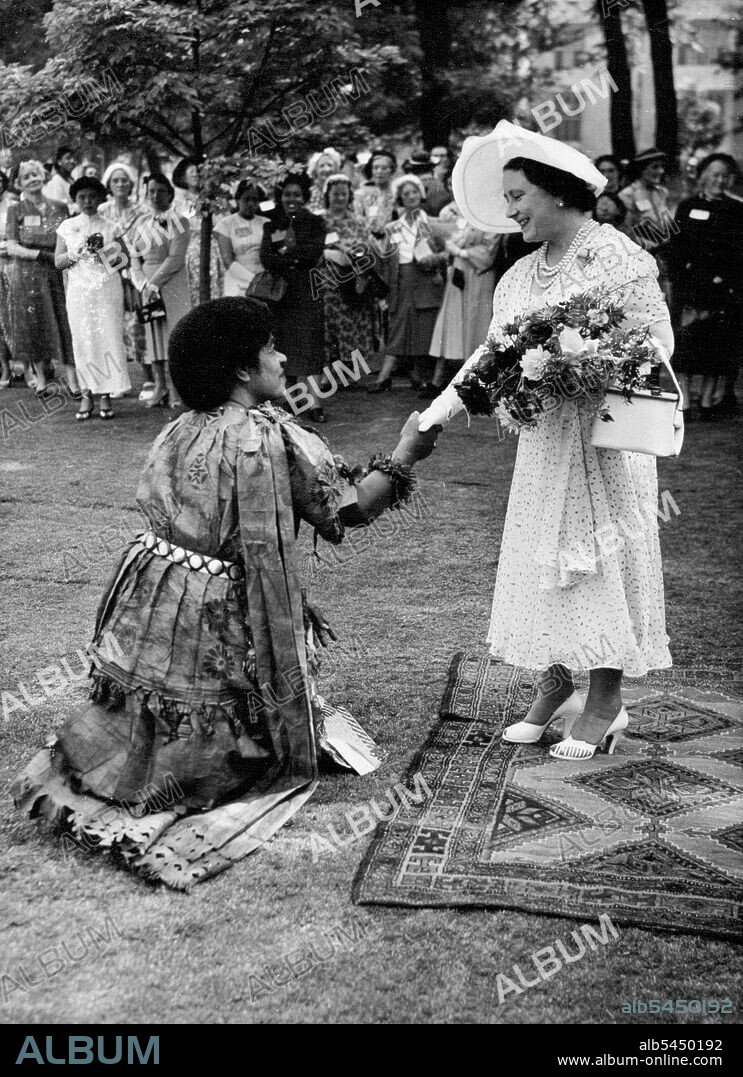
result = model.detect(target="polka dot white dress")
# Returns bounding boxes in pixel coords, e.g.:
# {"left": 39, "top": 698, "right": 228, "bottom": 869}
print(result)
{"left": 451, "top": 223, "right": 673, "bottom": 677}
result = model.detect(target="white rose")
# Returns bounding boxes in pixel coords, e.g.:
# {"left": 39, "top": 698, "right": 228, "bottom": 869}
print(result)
{"left": 520, "top": 345, "right": 547, "bottom": 381}
{"left": 558, "top": 327, "right": 586, "bottom": 356}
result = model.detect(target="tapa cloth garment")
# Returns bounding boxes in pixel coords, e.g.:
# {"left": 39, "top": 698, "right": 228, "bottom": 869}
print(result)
{"left": 12, "top": 404, "right": 364, "bottom": 890}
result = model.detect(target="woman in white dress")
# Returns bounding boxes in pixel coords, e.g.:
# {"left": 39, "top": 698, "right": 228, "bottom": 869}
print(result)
{"left": 55, "top": 177, "right": 130, "bottom": 420}
{"left": 213, "top": 180, "right": 268, "bottom": 296}
{"left": 420, "top": 123, "right": 675, "bottom": 761}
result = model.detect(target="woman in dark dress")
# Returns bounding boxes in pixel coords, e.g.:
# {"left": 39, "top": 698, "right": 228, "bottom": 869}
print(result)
{"left": 260, "top": 172, "right": 327, "bottom": 422}
{"left": 669, "top": 153, "right": 743, "bottom": 418}
{"left": 12, "top": 298, "right": 440, "bottom": 891}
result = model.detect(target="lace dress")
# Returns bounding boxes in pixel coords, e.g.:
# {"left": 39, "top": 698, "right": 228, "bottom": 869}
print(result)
{"left": 444, "top": 223, "right": 673, "bottom": 677}
{"left": 56, "top": 214, "right": 130, "bottom": 395}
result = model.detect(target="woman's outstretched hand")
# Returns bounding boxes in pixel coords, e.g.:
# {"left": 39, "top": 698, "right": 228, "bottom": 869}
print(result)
{"left": 418, "top": 393, "right": 455, "bottom": 432}
{"left": 393, "top": 411, "right": 442, "bottom": 465}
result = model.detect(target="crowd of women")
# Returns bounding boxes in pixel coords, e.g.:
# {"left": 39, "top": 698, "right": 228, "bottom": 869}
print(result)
{"left": 0, "top": 141, "right": 741, "bottom": 424}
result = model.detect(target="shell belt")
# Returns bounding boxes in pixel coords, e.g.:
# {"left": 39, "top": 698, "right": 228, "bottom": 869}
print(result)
{"left": 141, "top": 530, "right": 245, "bottom": 580}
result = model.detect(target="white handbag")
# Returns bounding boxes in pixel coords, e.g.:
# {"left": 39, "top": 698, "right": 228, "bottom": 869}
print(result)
{"left": 590, "top": 352, "right": 684, "bottom": 457}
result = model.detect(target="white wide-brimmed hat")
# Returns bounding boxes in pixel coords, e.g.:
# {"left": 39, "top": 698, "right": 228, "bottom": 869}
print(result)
{"left": 452, "top": 120, "right": 607, "bottom": 233}
{"left": 390, "top": 173, "right": 427, "bottom": 202}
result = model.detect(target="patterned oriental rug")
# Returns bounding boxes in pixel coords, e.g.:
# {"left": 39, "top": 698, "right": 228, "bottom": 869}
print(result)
{"left": 353, "top": 655, "right": 743, "bottom": 940}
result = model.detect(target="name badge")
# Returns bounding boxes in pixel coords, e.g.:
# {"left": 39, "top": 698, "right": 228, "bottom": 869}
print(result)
{"left": 688, "top": 208, "right": 710, "bottom": 221}
{"left": 271, "top": 230, "right": 287, "bottom": 243}
{"left": 24, "top": 215, "right": 42, "bottom": 227}
{"left": 635, "top": 199, "right": 652, "bottom": 212}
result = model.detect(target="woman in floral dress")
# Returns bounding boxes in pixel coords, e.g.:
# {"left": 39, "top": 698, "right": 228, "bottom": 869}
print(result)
{"left": 320, "top": 173, "right": 375, "bottom": 371}
{"left": 12, "top": 298, "right": 439, "bottom": 889}
{"left": 5, "top": 159, "right": 78, "bottom": 393}
{"left": 421, "top": 123, "right": 675, "bottom": 761}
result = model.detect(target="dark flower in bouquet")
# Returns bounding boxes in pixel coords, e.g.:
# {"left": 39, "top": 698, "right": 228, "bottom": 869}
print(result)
{"left": 85, "top": 233, "right": 105, "bottom": 253}
{"left": 455, "top": 372, "right": 496, "bottom": 416}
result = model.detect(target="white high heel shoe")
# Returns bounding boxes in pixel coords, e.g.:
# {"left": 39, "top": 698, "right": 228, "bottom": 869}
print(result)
{"left": 549, "top": 708, "right": 629, "bottom": 761}
{"left": 501, "top": 691, "right": 584, "bottom": 745}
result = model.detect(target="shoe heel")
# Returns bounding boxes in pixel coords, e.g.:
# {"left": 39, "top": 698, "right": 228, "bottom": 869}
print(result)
{"left": 605, "top": 733, "right": 622, "bottom": 755}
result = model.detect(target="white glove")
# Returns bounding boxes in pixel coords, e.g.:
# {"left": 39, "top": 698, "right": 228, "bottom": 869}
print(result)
{"left": 649, "top": 334, "right": 671, "bottom": 367}
{"left": 418, "top": 385, "right": 463, "bottom": 431}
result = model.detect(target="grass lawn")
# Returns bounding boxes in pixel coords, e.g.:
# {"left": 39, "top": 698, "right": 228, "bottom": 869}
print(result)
{"left": 1, "top": 373, "right": 741, "bottom": 1026}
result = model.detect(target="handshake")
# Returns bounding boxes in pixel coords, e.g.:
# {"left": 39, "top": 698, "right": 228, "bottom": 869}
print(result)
{"left": 392, "top": 411, "right": 443, "bottom": 466}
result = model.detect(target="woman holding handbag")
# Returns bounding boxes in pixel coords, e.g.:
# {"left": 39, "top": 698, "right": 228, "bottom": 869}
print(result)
{"left": 259, "top": 172, "right": 327, "bottom": 422}
{"left": 420, "top": 122, "right": 676, "bottom": 762}
{"left": 214, "top": 180, "right": 268, "bottom": 297}
{"left": 367, "top": 174, "right": 446, "bottom": 393}
{"left": 100, "top": 162, "right": 150, "bottom": 398}
{"left": 426, "top": 199, "right": 499, "bottom": 399}
{"left": 129, "top": 174, "right": 191, "bottom": 409}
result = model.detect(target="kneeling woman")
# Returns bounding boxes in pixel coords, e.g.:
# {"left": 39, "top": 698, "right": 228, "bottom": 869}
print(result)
{"left": 12, "top": 299, "right": 438, "bottom": 890}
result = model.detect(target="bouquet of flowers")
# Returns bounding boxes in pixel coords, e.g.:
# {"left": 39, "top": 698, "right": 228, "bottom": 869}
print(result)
{"left": 455, "top": 287, "right": 657, "bottom": 432}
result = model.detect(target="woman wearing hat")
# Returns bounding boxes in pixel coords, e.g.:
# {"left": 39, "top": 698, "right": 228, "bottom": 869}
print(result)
{"left": 367, "top": 173, "right": 447, "bottom": 392}
{"left": 55, "top": 176, "right": 130, "bottom": 419}
{"left": 619, "top": 149, "right": 674, "bottom": 296}
{"left": 420, "top": 121, "right": 675, "bottom": 762}
{"left": 100, "top": 162, "right": 150, "bottom": 396}
{"left": 306, "top": 148, "right": 343, "bottom": 215}
{"left": 12, "top": 297, "right": 440, "bottom": 889}
{"left": 669, "top": 152, "right": 743, "bottom": 418}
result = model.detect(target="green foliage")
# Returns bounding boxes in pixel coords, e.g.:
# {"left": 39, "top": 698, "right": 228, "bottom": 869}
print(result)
{"left": 7, "top": 0, "right": 403, "bottom": 170}
{"left": 676, "top": 90, "right": 725, "bottom": 156}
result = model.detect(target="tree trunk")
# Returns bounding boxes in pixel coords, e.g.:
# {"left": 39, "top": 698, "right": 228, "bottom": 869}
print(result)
{"left": 641, "top": 0, "right": 678, "bottom": 162}
{"left": 199, "top": 211, "right": 212, "bottom": 305}
{"left": 414, "top": 0, "right": 453, "bottom": 148}
{"left": 595, "top": 0, "right": 635, "bottom": 163}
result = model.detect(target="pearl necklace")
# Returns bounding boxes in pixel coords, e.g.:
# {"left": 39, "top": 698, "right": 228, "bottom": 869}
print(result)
{"left": 533, "top": 220, "right": 598, "bottom": 283}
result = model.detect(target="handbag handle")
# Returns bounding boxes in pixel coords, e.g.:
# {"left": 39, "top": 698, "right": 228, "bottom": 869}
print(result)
{"left": 650, "top": 338, "right": 684, "bottom": 411}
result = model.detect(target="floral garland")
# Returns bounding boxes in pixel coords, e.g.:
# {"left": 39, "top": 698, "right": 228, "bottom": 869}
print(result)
{"left": 455, "top": 286, "right": 657, "bottom": 433}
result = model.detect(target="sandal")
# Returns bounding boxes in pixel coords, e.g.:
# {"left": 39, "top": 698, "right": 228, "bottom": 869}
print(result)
{"left": 99, "top": 395, "right": 114, "bottom": 420}
{"left": 76, "top": 395, "right": 94, "bottom": 421}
